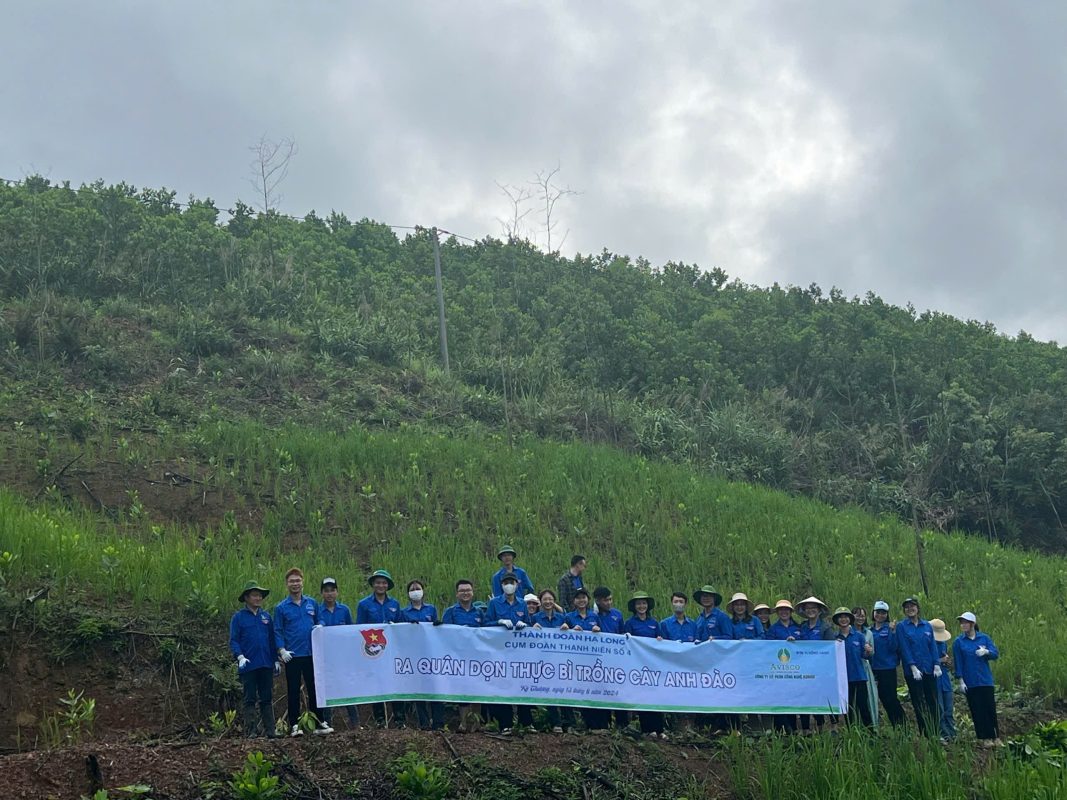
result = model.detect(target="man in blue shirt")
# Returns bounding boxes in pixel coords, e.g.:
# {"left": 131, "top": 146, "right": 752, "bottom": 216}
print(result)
{"left": 442, "top": 579, "right": 486, "bottom": 627}
{"left": 658, "top": 592, "right": 697, "bottom": 642}
{"left": 590, "top": 586, "right": 627, "bottom": 730}
{"left": 870, "top": 600, "right": 906, "bottom": 726}
{"left": 897, "top": 596, "right": 941, "bottom": 736}
{"left": 490, "top": 546, "right": 534, "bottom": 598}
{"left": 693, "top": 586, "right": 733, "bottom": 642}
{"left": 485, "top": 572, "right": 529, "bottom": 733}
{"left": 317, "top": 577, "right": 358, "bottom": 729}
{"left": 229, "top": 581, "right": 280, "bottom": 738}
{"left": 356, "top": 569, "right": 401, "bottom": 727}
{"left": 274, "top": 568, "right": 332, "bottom": 736}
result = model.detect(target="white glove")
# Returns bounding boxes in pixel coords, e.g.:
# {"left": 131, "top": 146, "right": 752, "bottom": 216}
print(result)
{"left": 237, "top": 655, "right": 249, "bottom": 669}
{"left": 958, "top": 679, "right": 967, "bottom": 693}
{"left": 497, "top": 619, "right": 513, "bottom": 630}
{"left": 933, "top": 666, "right": 942, "bottom": 677}
{"left": 910, "top": 665, "right": 922, "bottom": 681}
{"left": 314, "top": 624, "right": 324, "bottom": 630}
{"left": 976, "top": 646, "right": 989, "bottom": 657}
{"left": 514, "top": 621, "right": 527, "bottom": 630}
{"left": 279, "top": 649, "right": 294, "bottom": 663}
{"left": 274, "top": 662, "right": 282, "bottom": 676}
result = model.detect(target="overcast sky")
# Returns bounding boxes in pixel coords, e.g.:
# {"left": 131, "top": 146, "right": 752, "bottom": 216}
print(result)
{"left": 3, "top": 2, "right": 1066, "bottom": 342}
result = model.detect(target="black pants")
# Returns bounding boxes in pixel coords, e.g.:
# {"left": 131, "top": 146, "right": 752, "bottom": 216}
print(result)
{"left": 372, "top": 702, "right": 405, "bottom": 727}
{"left": 412, "top": 701, "right": 445, "bottom": 730}
{"left": 637, "top": 711, "right": 664, "bottom": 734}
{"left": 873, "top": 668, "right": 906, "bottom": 726}
{"left": 773, "top": 714, "right": 797, "bottom": 733}
{"left": 321, "top": 704, "right": 360, "bottom": 728}
{"left": 904, "top": 672, "right": 940, "bottom": 736}
{"left": 965, "top": 685, "right": 999, "bottom": 740}
{"left": 240, "top": 668, "right": 275, "bottom": 737}
{"left": 285, "top": 656, "right": 320, "bottom": 726}
{"left": 487, "top": 704, "right": 513, "bottom": 730}
{"left": 847, "top": 681, "right": 873, "bottom": 727}
{"left": 582, "top": 707, "right": 610, "bottom": 730}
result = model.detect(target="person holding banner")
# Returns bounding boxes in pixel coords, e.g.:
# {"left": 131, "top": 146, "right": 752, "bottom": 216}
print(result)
{"left": 441, "top": 580, "right": 485, "bottom": 732}
{"left": 832, "top": 607, "right": 874, "bottom": 727}
{"left": 658, "top": 593, "right": 697, "bottom": 642}
{"left": 532, "top": 589, "right": 564, "bottom": 629}
{"left": 952, "top": 611, "right": 1001, "bottom": 747}
{"left": 767, "top": 600, "right": 803, "bottom": 733}
{"left": 728, "top": 593, "right": 765, "bottom": 640}
{"left": 693, "top": 586, "right": 733, "bottom": 642}
{"left": 897, "top": 596, "right": 941, "bottom": 736}
{"left": 317, "top": 578, "right": 359, "bottom": 730}
{"left": 870, "top": 600, "right": 906, "bottom": 727}
{"left": 753, "top": 603, "right": 772, "bottom": 631}
{"left": 356, "top": 569, "right": 401, "bottom": 727}
{"left": 491, "top": 545, "right": 534, "bottom": 599}
{"left": 229, "top": 581, "right": 280, "bottom": 739}
{"left": 557, "top": 554, "right": 587, "bottom": 611}
{"left": 796, "top": 596, "right": 832, "bottom": 733}
{"left": 485, "top": 572, "right": 530, "bottom": 734}
{"left": 589, "top": 587, "right": 627, "bottom": 731}
{"left": 400, "top": 579, "right": 445, "bottom": 730}
{"left": 562, "top": 587, "right": 600, "bottom": 632}
{"left": 625, "top": 591, "right": 666, "bottom": 738}
{"left": 275, "top": 568, "right": 333, "bottom": 736}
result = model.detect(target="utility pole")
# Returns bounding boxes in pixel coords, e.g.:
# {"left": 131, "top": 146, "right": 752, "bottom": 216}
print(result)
{"left": 432, "top": 227, "right": 450, "bottom": 375}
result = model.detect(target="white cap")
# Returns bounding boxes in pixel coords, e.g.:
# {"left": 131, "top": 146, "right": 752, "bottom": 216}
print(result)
{"left": 957, "top": 611, "right": 977, "bottom": 624}
{"left": 523, "top": 593, "right": 540, "bottom": 604}
{"left": 873, "top": 600, "right": 890, "bottom": 612}
{"left": 321, "top": 577, "right": 338, "bottom": 588}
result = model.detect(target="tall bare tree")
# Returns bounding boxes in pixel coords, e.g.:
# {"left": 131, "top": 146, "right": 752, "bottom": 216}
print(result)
{"left": 530, "top": 164, "right": 579, "bottom": 254}
{"left": 248, "top": 135, "right": 297, "bottom": 273}
{"left": 495, "top": 181, "right": 534, "bottom": 242}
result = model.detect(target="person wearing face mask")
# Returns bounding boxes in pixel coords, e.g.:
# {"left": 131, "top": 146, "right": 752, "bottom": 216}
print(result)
{"left": 658, "top": 593, "right": 697, "bottom": 642}
{"left": 484, "top": 572, "right": 529, "bottom": 734}
{"left": 952, "top": 611, "right": 1001, "bottom": 747}
{"left": 356, "top": 569, "right": 401, "bottom": 728}
{"left": 869, "top": 600, "right": 905, "bottom": 727}
{"left": 624, "top": 592, "right": 665, "bottom": 738}
{"left": 317, "top": 578, "right": 359, "bottom": 730}
{"left": 399, "top": 579, "right": 444, "bottom": 730}
{"left": 897, "top": 596, "right": 941, "bottom": 737}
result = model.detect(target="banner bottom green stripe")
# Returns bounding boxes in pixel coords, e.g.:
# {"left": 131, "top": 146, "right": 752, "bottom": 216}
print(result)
{"left": 326, "top": 694, "right": 842, "bottom": 714}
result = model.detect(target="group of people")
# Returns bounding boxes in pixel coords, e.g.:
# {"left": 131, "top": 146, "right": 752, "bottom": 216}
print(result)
{"left": 228, "top": 547, "right": 1001, "bottom": 746}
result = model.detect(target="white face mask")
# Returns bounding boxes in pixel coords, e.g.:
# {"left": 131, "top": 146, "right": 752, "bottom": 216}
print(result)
{"left": 408, "top": 589, "right": 424, "bottom": 602}
{"left": 672, "top": 602, "right": 686, "bottom": 613}
{"left": 502, "top": 583, "right": 517, "bottom": 596}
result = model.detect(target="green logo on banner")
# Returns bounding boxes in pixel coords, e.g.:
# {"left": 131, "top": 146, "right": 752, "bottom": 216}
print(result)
{"left": 777, "top": 648, "right": 791, "bottom": 663}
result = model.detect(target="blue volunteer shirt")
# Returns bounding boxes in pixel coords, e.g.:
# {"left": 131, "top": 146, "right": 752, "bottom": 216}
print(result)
{"left": 356, "top": 593, "right": 401, "bottom": 624}
{"left": 531, "top": 610, "right": 565, "bottom": 629}
{"left": 897, "top": 617, "right": 939, "bottom": 674}
{"left": 768, "top": 619, "right": 803, "bottom": 640}
{"left": 695, "top": 607, "right": 734, "bottom": 641}
{"left": 318, "top": 602, "right": 353, "bottom": 627}
{"left": 486, "top": 595, "right": 529, "bottom": 625}
{"left": 564, "top": 609, "right": 600, "bottom": 631}
{"left": 952, "top": 633, "right": 999, "bottom": 688}
{"left": 837, "top": 629, "right": 870, "bottom": 681}
{"left": 624, "top": 615, "right": 659, "bottom": 638}
{"left": 491, "top": 565, "right": 535, "bottom": 598}
{"left": 797, "top": 620, "right": 830, "bottom": 641}
{"left": 274, "top": 594, "right": 319, "bottom": 656}
{"left": 731, "top": 616, "right": 765, "bottom": 640}
{"left": 399, "top": 603, "right": 439, "bottom": 623}
{"left": 870, "top": 623, "right": 900, "bottom": 670}
{"left": 229, "top": 606, "right": 278, "bottom": 672}
{"left": 441, "top": 602, "right": 485, "bottom": 627}
{"left": 597, "top": 607, "right": 625, "bottom": 634}
{"left": 658, "top": 615, "right": 698, "bottom": 642}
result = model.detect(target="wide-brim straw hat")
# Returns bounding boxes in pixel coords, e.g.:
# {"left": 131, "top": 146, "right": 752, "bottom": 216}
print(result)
{"left": 832, "top": 606, "right": 855, "bottom": 626}
{"left": 796, "top": 596, "right": 828, "bottom": 613}
{"left": 930, "top": 618, "right": 951, "bottom": 642}
{"left": 239, "top": 581, "right": 270, "bottom": 603}
{"left": 368, "top": 569, "right": 395, "bottom": 590}
{"left": 774, "top": 599, "right": 794, "bottom": 612}
{"left": 627, "top": 592, "right": 656, "bottom": 614}
{"left": 752, "top": 603, "right": 771, "bottom": 614}
{"left": 693, "top": 585, "right": 723, "bottom": 606}
{"left": 728, "top": 592, "right": 751, "bottom": 612}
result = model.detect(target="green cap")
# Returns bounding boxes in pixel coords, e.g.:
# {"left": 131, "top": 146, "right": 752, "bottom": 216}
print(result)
{"left": 693, "top": 585, "right": 722, "bottom": 606}
{"left": 832, "top": 607, "right": 855, "bottom": 625}
{"left": 627, "top": 591, "right": 656, "bottom": 614}
{"left": 239, "top": 581, "right": 270, "bottom": 603}
{"left": 368, "top": 569, "right": 395, "bottom": 590}
{"left": 497, "top": 545, "right": 517, "bottom": 559}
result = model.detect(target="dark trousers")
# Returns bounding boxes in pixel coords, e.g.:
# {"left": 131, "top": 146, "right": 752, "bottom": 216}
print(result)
{"left": 582, "top": 707, "right": 610, "bottom": 730}
{"left": 372, "top": 702, "right": 405, "bottom": 726}
{"left": 773, "top": 714, "right": 797, "bottom": 733}
{"left": 965, "top": 685, "right": 999, "bottom": 740}
{"left": 487, "top": 704, "right": 513, "bottom": 730}
{"left": 904, "top": 672, "right": 940, "bottom": 736}
{"left": 321, "top": 704, "right": 360, "bottom": 728}
{"left": 285, "top": 656, "right": 320, "bottom": 726}
{"left": 637, "top": 711, "right": 664, "bottom": 734}
{"left": 847, "top": 681, "right": 873, "bottom": 727}
{"left": 873, "top": 668, "right": 906, "bottom": 726}
{"left": 412, "top": 701, "right": 446, "bottom": 730}
{"left": 240, "top": 668, "right": 275, "bottom": 737}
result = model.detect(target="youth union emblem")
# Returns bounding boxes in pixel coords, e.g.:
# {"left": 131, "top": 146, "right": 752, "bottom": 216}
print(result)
{"left": 361, "top": 628, "right": 388, "bottom": 658}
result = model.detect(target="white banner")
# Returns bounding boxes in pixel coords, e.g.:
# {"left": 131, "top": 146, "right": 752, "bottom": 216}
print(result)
{"left": 313, "top": 624, "right": 847, "bottom": 714}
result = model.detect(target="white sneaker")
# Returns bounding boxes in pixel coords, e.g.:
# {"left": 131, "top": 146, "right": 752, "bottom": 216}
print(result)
{"left": 552, "top": 726, "right": 564, "bottom": 734}
{"left": 290, "top": 724, "right": 304, "bottom": 737}
{"left": 313, "top": 722, "right": 334, "bottom": 735}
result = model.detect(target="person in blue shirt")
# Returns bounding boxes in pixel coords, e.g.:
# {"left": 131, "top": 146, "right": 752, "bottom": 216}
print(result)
{"left": 399, "top": 579, "right": 443, "bottom": 730}
{"left": 356, "top": 569, "right": 402, "bottom": 727}
{"left": 625, "top": 592, "right": 665, "bottom": 738}
{"left": 753, "top": 603, "right": 772, "bottom": 632}
{"left": 832, "top": 607, "right": 874, "bottom": 727}
{"left": 767, "top": 600, "right": 802, "bottom": 733}
{"left": 897, "top": 596, "right": 941, "bottom": 736}
{"left": 693, "top": 586, "right": 733, "bottom": 642}
{"left": 491, "top": 546, "right": 535, "bottom": 598}
{"left": 441, "top": 579, "right": 484, "bottom": 733}
{"left": 952, "top": 611, "right": 1001, "bottom": 746}
{"left": 869, "top": 600, "right": 905, "bottom": 726}
{"left": 562, "top": 587, "right": 600, "bottom": 632}
{"left": 589, "top": 587, "right": 627, "bottom": 731}
{"left": 532, "top": 589, "right": 565, "bottom": 629}
{"left": 930, "top": 618, "right": 955, "bottom": 741}
{"left": 795, "top": 596, "right": 832, "bottom": 734}
{"left": 274, "top": 568, "right": 332, "bottom": 736}
{"left": 658, "top": 593, "right": 697, "bottom": 642}
{"left": 484, "top": 572, "right": 530, "bottom": 733}
{"left": 317, "top": 577, "right": 358, "bottom": 730}
{"left": 727, "top": 593, "right": 765, "bottom": 640}
{"left": 230, "top": 581, "right": 280, "bottom": 738}
{"left": 524, "top": 593, "right": 541, "bottom": 621}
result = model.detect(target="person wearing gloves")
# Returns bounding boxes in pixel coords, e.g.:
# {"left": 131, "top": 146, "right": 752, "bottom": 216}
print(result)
{"left": 229, "top": 581, "right": 280, "bottom": 738}
{"left": 728, "top": 593, "right": 765, "bottom": 640}
{"left": 356, "top": 569, "right": 402, "bottom": 727}
{"left": 624, "top": 592, "right": 665, "bottom": 738}
{"left": 767, "top": 600, "right": 802, "bottom": 732}
{"left": 562, "top": 587, "right": 600, "bottom": 632}
{"left": 318, "top": 578, "right": 358, "bottom": 730}
{"left": 870, "top": 600, "right": 906, "bottom": 727}
{"left": 897, "top": 596, "right": 941, "bottom": 736}
{"left": 399, "top": 579, "right": 443, "bottom": 730}
{"left": 491, "top": 545, "right": 535, "bottom": 599}
{"left": 952, "top": 611, "right": 1001, "bottom": 747}
{"left": 441, "top": 579, "right": 485, "bottom": 732}
{"left": 274, "top": 568, "right": 332, "bottom": 736}
{"left": 532, "top": 589, "right": 564, "bottom": 629}
{"left": 832, "top": 607, "right": 874, "bottom": 727}
{"left": 930, "top": 618, "right": 955, "bottom": 742}
{"left": 484, "top": 572, "right": 530, "bottom": 733}
{"left": 694, "top": 586, "right": 733, "bottom": 642}
{"left": 795, "top": 597, "right": 832, "bottom": 733}
{"left": 557, "top": 554, "right": 587, "bottom": 611}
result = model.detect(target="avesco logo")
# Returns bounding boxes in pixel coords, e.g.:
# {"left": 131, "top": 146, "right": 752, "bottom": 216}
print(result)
{"left": 771, "top": 647, "right": 801, "bottom": 671}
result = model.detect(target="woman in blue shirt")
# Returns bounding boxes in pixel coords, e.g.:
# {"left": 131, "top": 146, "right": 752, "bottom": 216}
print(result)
{"left": 832, "top": 607, "right": 874, "bottom": 727}
{"left": 398, "top": 580, "right": 443, "bottom": 729}
{"left": 869, "top": 600, "right": 905, "bottom": 726}
{"left": 952, "top": 611, "right": 1001, "bottom": 746}
{"left": 530, "top": 588, "right": 569, "bottom": 732}
{"left": 624, "top": 592, "right": 665, "bottom": 738}
{"left": 562, "top": 588, "right": 600, "bottom": 631}
{"left": 728, "top": 593, "right": 765, "bottom": 640}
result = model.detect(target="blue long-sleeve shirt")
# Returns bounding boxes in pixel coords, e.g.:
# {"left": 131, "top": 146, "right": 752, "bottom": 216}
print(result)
{"left": 441, "top": 602, "right": 485, "bottom": 627}
{"left": 486, "top": 595, "right": 529, "bottom": 626}
{"left": 399, "top": 603, "right": 438, "bottom": 623}
{"left": 229, "top": 607, "right": 278, "bottom": 672}
{"left": 870, "top": 623, "right": 900, "bottom": 671}
{"left": 897, "top": 617, "right": 939, "bottom": 674}
{"left": 952, "top": 633, "right": 999, "bottom": 688}
{"left": 625, "top": 615, "right": 659, "bottom": 638}
{"left": 531, "top": 610, "right": 565, "bottom": 628}
{"left": 491, "top": 566, "right": 534, "bottom": 598}
{"left": 797, "top": 619, "right": 832, "bottom": 641}
{"left": 658, "top": 616, "right": 698, "bottom": 642}
{"left": 731, "top": 616, "right": 765, "bottom": 640}
{"left": 597, "top": 608, "right": 625, "bottom": 634}
{"left": 564, "top": 609, "right": 599, "bottom": 631}
{"left": 356, "top": 593, "right": 401, "bottom": 624}
{"left": 837, "top": 629, "right": 871, "bottom": 682}
{"left": 318, "top": 602, "right": 353, "bottom": 627}
{"left": 768, "top": 619, "right": 803, "bottom": 640}
{"left": 695, "top": 607, "right": 734, "bottom": 641}
{"left": 274, "top": 594, "right": 319, "bottom": 656}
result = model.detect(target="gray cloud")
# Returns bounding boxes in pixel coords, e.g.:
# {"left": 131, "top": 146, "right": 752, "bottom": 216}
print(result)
{"left": 3, "top": 1, "right": 1065, "bottom": 342}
